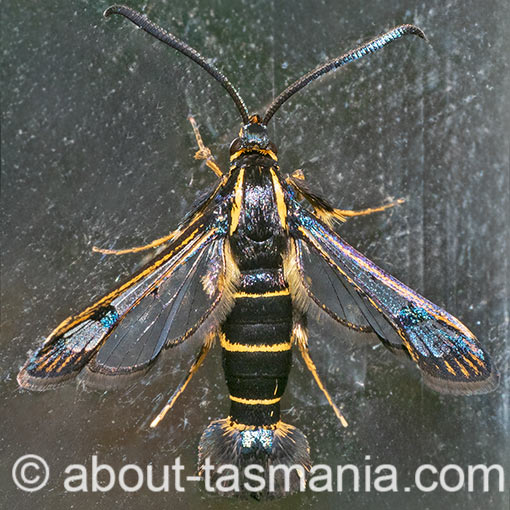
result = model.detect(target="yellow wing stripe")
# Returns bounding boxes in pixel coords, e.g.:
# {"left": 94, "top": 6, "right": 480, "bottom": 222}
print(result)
{"left": 462, "top": 355, "right": 480, "bottom": 375}
{"left": 455, "top": 359, "right": 470, "bottom": 378}
{"left": 443, "top": 360, "right": 457, "bottom": 375}
{"left": 470, "top": 353, "right": 486, "bottom": 368}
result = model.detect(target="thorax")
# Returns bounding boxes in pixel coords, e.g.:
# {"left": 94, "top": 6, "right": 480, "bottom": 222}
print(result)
{"left": 228, "top": 153, "right": 288, "bottom": 270}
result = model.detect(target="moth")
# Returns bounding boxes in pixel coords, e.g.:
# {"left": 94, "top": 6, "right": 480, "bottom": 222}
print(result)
{"left": 18, "top": 5, "right": 498, "bottom": 496}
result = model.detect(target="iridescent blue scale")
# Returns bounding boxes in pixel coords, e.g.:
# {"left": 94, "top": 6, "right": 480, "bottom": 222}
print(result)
{"left": 399, "top": 305, "right": 432, "bottom": 327}
{"left": 240, "top": 429, "right": 274, "bottom": 453}
{"left": 100, "top": 309, "right": 119, "bottom": 329}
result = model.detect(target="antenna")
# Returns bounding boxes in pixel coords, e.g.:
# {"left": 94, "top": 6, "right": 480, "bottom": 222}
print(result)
{"left": 104, "top": 5, "right": 250, "bottom": 125}
{"left": 263, "top": 24, "right": 427, "bottom": 124}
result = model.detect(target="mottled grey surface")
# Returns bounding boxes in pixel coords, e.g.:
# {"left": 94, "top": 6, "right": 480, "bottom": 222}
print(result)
{"left": 1, "top": 1, "right": 509, "bottom": 509}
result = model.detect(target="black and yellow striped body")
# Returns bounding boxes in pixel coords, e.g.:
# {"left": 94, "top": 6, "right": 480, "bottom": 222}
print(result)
{"left": 199, "top": 124, "right": 311, "bottom": 492}
{"left": 222, "top": 272, "right": 292, "bottom": 426}
{"left": 223, "top": 150, "right": 292, "bottom": 428}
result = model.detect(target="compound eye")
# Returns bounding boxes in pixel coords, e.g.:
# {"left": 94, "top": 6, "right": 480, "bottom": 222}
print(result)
{"left": 268, "top": 141, "right": 278, "bottom": 155}
{"left": 229, "top": 137, "right": 242, "bottom": 154}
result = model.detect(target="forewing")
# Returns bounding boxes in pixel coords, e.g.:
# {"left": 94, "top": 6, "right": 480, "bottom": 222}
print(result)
{"left": 18, "top": 215, "right": 227, "bottom": 390}
{"left": 291, "top": 208, "right": 498, "bottom": 395}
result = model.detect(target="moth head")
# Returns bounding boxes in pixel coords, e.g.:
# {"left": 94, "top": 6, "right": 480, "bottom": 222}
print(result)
{"left": 229, "top": 115, "right": 277, "bottom": 157}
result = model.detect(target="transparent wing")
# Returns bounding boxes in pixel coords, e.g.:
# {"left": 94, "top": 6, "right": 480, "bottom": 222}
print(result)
{"left": 18, "top": 212, "right": 228, "bottom": 390}
{"left": 290, "top": 207, "right": 498, "bottom": 395}
{"left": 289, "top": 238, "right": 373, "bottom": 334}
{"left": 84, "top": 239, "right": 229, "bottom": 387}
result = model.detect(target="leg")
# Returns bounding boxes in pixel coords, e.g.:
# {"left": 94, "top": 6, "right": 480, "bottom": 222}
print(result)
{"left": 287, "top": 169, "right": 306, "bottom": 181}
{"left": 293, "top": 322, "right": 348, "bottom": 428}
{"left": 93, "top": 117, "right": 221, "bottom": 257}
{"left": 188, "top": 116, "right": 223, "bottom": 178}
{"left": 92, "top": 230, "right": 177, "bottom": 255}
{"left": 149, "top": 336, "right": 213, "bottom": 428}
{"left": 287, "top": 169, "right": 404, "bottom": 222}
{"left": 333, "top": 198, "right": 405, "bottom": 218}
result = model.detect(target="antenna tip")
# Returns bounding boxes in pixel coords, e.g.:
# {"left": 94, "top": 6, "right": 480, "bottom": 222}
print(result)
{"left": 404, "top": 23, "right": 429, "bottom": 43}
{"left": 103, "top": 5, "right": 123, "bottom": 19}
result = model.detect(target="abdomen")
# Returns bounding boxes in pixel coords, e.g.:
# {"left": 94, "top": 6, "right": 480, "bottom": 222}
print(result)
{"left": 221, "top": 267, "right": 292, "bottom": 427}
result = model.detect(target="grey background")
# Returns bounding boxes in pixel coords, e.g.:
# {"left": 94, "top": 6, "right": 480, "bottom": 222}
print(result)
{"left": 1, "top": 0, "right": 508, "bottom": 509}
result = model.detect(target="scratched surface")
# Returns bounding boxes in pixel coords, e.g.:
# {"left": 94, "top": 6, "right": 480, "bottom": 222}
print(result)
{"left": 1, "top": 0, "right": 509, "bottom": 508}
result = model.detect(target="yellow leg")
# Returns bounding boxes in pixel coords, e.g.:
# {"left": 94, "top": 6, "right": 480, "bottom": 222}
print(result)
{"left": 150, "top": 335, "right": 213, "bottom": 428}
{"left": 287, "top": 170, "right": 404, "bottom": 222}
{"left": 294, "top": 323, "right": 348, "bottom": 428}
{"left": 318, "top": 198, "right": 405, "bottom": 224}
{"left": 288, "top": 169, "right": 306, "bottom": 181}
{"left": 333, "top": 198, "right": 405, "bottom": 219}
{"left": 94, "top": 117, "right": 222, "bottom": 257}
{"left": 188, "top": 116, "right": 223, "bottom": 178}
{"left": 92, "top": 230, "right": 178, "bottom": 255}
